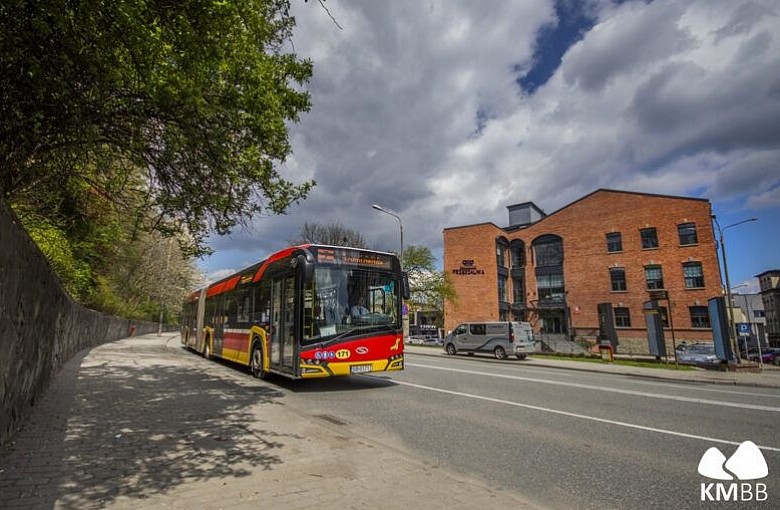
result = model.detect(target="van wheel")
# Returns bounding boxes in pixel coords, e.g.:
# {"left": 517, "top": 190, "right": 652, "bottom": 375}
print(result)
{"left": 516, "top": 354, "right": 527, "bottom": 360}
{"left": 494, "top": 346, "right": 507, "bottom": 360}
{"left": 446, "top": 344, "right": 457, "bottom": 356}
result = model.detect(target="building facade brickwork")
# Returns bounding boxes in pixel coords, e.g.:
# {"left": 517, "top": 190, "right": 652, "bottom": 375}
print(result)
{"left": 444, "top": 189, "right": 722, "bottom": 354}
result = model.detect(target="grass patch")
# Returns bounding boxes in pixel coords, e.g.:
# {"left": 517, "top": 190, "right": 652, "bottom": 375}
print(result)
{"left": 532, "top": 353, "right": 697, "bottom": 371}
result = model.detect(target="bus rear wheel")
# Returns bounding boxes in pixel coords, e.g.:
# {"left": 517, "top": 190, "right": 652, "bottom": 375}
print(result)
{"left": 250, "top": 342, "right": 268, "bottom": 380}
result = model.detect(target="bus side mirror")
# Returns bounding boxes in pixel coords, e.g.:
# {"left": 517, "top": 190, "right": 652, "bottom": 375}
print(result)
{"left": 402, "top": 271, "right": 411, "bottom": 300}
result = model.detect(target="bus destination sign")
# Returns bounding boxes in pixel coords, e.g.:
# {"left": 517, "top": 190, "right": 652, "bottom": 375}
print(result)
{"left": 316, "top": 248, "right": 393, "bottom": 270}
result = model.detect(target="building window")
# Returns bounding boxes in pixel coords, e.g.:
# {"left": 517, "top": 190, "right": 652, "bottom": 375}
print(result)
{"left": 610, "top": 267, "right": 627, "bottom": 292}
{"left": 512, "top": 277, "right": 525, "bottom": 304}
{"left": 645, "top": 265, "right": 664, "bottom": 290}
{"left": 498, "top": 274, "right": 508, "bottom": 303}
{"left": 533, "top": 235, "right": 563, "bottom": 267}
{"left": 683, "top": 262, "right": 704, "bottom": 288}
{"left": 496, "top": 239, "right": 508, "bottom": 268}
{"left": 659, "top": 306, "right": 669, "bottom": 328}
{"left": 690, "top": 306, "right": 711, "bottom": 328}
{"left": 606, "top": 232, "right": 623, "bottom": 253}
{"left": 640, "top": 227, "right": 659, "bottom": 249}
{"left": 537, "top": 273, "right": 565, "bottom": 303}
{"left": 614, "top": 307, "right": 631, "bottom": 328}
{"left": 510, "top": 240, "right": 525, "bottom": 268}
{"left": 678, "top": 223, "right": 698, "bottom": 245}
{"left": 754, "top": 310, "right": 766, "bottom": 319}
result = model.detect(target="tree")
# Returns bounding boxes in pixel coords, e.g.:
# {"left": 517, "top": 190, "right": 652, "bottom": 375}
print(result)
{"left": 402, "top": 245, "right": 457, "bottom": 320}
{"left": 290, "top": 220, "right": 368, "bottom": 248}
{"left": 11, "top": 167, "right": 201, "bottom": 320}
{"left": 1, "top": 0, "right": 314, "bottom": 256}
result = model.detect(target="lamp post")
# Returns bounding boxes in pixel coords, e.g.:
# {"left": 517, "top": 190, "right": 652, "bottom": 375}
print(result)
{"left": 711, "top": 215, "right": 757, "bottom": 361}
{"left": 372, "top": 204, "right": 404, "bottom": 268}
{"left": 372, "top": 204, "right": 407, "bottom": 339}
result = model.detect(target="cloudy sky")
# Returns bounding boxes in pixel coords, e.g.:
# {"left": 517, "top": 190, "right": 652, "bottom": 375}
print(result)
{"left": 199, "top": 0, "right": 780, "bottom": 293}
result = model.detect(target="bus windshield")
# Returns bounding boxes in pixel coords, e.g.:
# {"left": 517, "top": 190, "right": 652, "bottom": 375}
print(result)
{"left": 303, "top": 266, "right": 400, "bottom": 345}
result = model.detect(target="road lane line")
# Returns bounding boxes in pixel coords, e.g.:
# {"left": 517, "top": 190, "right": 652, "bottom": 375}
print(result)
{"left": 391, "top": 379, "right": 780, "bottom": 453}
{"left": 408, "top": 355, "right": 780, "bottom": 399}
{"left": 597, "top": 375, "right": 780, "bottom": 398}
{"left": 406, "top": 362, "right": 780, "bottom": 413}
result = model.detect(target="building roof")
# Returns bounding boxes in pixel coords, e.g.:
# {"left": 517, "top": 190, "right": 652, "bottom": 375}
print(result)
{"left": 442, "top": 221, "right": 503, "bottom": 232}
{"left": 444, "top": 188, "right": 711, "bottom": 232}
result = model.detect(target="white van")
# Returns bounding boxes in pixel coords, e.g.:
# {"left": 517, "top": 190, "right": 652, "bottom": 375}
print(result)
{"left": 443, "top": 321, "right": 535, "bottom": 360}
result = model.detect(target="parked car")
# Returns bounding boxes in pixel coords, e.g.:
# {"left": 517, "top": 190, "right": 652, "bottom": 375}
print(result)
{"left": 677, "top": 343, "right": 722, "bottom": 366}
{"left": 406, "top": 335, "right": 441, "bottom": 346}
{"left": 406, "top": 335, "right": 427, "bottom": 345}
{"left": 756, "top": 348, "right": 780, "bottom": 364}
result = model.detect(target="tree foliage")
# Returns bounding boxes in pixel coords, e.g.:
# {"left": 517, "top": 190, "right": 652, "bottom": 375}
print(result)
{"left": 1, "top": 0, "right": 314, "bottom": 256}
{"left": 402, "top": 245, "right": 457, "bottom": 312}
{"left": 11, "top": 169, "right": 201, "bottom": 321}
{"left": 290, "top": 220, "right": 368, "bottom": 248}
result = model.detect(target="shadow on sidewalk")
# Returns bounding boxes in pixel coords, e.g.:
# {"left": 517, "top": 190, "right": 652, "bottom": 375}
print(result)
{"left": 0, "top": 339, "right": 294, "bottom": 508}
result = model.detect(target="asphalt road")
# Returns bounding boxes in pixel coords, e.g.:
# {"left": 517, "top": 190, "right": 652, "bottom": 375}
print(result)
{"left": 276, "top": 351, "right": 780, "bottom": 510}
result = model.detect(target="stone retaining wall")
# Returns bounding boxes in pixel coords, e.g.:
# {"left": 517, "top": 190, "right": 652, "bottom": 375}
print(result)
{"left": 0, "top": 197, "right": 169, "bottom": 446}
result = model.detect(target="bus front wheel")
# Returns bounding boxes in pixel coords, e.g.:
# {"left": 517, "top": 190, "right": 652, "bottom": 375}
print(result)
{"left": 250, "top": 342, "right": 269, "bottom": 380}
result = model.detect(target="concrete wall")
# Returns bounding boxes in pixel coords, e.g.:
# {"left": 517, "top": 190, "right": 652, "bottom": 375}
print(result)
{"left": 0, "top": 197, "right": 167, "bottom": 447}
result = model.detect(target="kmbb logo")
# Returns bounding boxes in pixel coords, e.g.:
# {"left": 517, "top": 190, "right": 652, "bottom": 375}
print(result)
{"left": 698, "top": 441, "right": 768, "bottom": 502}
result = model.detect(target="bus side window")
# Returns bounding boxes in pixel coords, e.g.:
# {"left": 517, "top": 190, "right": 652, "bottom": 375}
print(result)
{"left": 224, "top": 296, "right": 236, "bottom": 325}
{"left": 235, "top": 288, "right": 251, "bottom": 324}
{"left": 253, "top": 280, "right": 271, "bottom": 325}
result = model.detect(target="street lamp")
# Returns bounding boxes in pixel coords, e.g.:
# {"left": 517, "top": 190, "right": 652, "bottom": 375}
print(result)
{"left": 373, "top": 204, "right": 407, "bottom": 339}
{"left": 711, "top": 215, "right": 758, "bottom": 361}
{"left": 372, "top": 204, "right": 404, "bottom": 268}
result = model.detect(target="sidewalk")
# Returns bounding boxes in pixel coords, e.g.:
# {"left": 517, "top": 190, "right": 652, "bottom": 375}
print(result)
{"left": 0, "top": 334, "right": 537, "bottom": 510}
{"left": 404, "top": 345, "right": 780, "bottom": 389}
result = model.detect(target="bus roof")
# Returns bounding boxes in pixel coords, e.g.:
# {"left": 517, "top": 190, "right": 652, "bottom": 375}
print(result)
{"left": 194, "top": 244, "right": 399, "bottom": 300}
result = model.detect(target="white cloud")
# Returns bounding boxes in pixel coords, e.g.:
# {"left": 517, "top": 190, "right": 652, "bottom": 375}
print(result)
{"left": 747, "top": 186, "right": 780, "bottom": 209}
{"left": 200, "top": 0, "right": 780, "bottom": 284}
{"left": 205, "top": 268, "right": 237, "bottom": 285}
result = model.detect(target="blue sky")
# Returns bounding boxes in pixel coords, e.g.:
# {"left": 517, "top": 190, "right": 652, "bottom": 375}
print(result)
{"left": 198, "top": 0, "right": 779, "bottom": 294}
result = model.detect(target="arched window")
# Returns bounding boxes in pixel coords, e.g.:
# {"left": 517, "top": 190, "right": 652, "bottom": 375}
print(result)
{"left": 510, "top": 239, "right": 525, "bottom": 268}
{"left": 532, "top": 234, "right": 563, "bottom": 267}
{"left": 495, "top": 236, "right": 509, "bottom": 268}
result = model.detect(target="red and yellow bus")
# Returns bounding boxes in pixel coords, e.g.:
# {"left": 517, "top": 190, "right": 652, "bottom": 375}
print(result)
{"left": 181, "top": 245, "right": 409, "bottom": 379}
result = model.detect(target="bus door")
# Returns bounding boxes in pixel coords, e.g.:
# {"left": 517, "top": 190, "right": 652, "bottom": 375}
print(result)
{"left": 271, "top": 273, "right": 297, "bottom": 374}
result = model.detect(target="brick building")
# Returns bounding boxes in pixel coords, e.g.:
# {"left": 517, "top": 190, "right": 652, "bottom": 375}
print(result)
{"left": 443, "top": 189, "right": 722, "bottom": 354}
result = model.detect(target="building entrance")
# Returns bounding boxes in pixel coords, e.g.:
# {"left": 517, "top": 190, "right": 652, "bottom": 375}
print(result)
{"left": 539, "top": 310, "right": 567, "bottom": 334}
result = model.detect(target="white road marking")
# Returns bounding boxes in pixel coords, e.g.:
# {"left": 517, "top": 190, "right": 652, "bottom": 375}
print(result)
{"left": 408, "top": 353, "right": 780, "bottom": 399}
{"left": 391, "top": 378, "right": 780, "bottom": 453}
{"left": 406, "top": 362, "right": 780, "bottom": 412}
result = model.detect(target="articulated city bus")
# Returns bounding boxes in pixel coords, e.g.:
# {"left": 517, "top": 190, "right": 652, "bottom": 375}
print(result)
{"left": 181, "top": 245, "right": 409, "bottom": 379}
